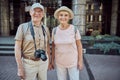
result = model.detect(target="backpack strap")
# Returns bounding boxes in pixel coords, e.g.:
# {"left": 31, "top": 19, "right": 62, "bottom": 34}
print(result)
{"left": 74, "top": 26, "right": 77, "bottom": 34}
{"left": 53, "top": 25, "right": 78, "bottom": 38}
{"left": 42, "top": 25, "right": 48, "bottom": 37}
{"left": 22, "top": 22, "right": 29, "bottom": 37}
{"left": 53, "top": 25, "right": 77, "bottom": 35}
{"left": 42, "top": 25, "right": 50, "bottom": 43}
{"left": 53, "top": 27, "right": 57, "bottom": 36}
{"left": 74, "top": 26, "right": 78, "bottom": 39}
{"left": 52, "top": 27, "right": 57, "bottom": 41}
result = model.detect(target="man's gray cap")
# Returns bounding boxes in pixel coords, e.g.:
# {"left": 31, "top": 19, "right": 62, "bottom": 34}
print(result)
{"left": 30, "top": 3, "right": 44, "bottom": 11}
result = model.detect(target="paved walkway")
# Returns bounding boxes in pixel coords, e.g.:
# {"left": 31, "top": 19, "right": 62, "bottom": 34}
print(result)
{"left": 85, "top": 54, "right": 120, "bottom": 80}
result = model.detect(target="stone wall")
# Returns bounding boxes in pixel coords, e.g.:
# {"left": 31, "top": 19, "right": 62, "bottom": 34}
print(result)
{"left": 72, "top": 0, "right": 86, "bottom": 35}
{"left": 0, "top": 0, "right": 10, "bottom": 36}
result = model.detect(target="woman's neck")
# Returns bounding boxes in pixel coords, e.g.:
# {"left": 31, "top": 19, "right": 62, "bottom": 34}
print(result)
{"left": 60, "top": 23, "right": 70, "bottom": 30}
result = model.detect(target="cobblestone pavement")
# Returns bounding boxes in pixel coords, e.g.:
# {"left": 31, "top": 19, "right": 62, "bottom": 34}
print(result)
{"left": 0, "top": 56, "right": 19, "bottom": 80}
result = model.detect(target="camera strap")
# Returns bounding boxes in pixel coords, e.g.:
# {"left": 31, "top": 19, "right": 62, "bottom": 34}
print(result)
{"left": 41, "top": 25, "right": 46, "bottom": 50}
{"left": 28, "top": 21, "right": 46, "bottom": 51}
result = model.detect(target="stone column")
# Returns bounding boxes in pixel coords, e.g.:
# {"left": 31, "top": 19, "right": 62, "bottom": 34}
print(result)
{"left": 10, "top": 2, "right": 14, "bottom": 32}
{"left": 72, "top": 0, "right": 86, "bottom": 35}
{"left": 20, "top": 2, "right": 25, "bottom": 23}
{"left": 0, "top": 0, "right": 9, "bottom": 36}
{"left": 110, "top": 0, "right": 118, "bottom": 35}
{"left": 0, "top": 0, "right": 2, "bottom": 36}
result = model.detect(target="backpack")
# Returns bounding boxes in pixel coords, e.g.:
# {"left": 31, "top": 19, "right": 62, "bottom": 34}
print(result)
{"left": 21, "top": 22, "right": 29, "bottom": 37}
{"left": 53, "top": 25, "right": 78, "bottom": 38}
{"left": 21, "top": 22, "right": 48, "bottom": 38}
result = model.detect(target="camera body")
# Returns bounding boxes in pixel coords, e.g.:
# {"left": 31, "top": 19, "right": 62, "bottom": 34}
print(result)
{"left": 34, "top": 49, "right": 47, "bottom": 61}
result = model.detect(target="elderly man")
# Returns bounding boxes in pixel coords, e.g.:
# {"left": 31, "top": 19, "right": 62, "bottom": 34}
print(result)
{"left": 14, "top": 3, "right": 51, "bottom": 80}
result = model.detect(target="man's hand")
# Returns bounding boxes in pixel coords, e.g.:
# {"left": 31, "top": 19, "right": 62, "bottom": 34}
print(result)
{"left": 18, "top": 67, "right": 25, "bottom": 79}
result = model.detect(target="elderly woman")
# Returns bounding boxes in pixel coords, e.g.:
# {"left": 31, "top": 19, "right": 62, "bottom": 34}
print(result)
{"left": 51, "top": 6, "right": 83, "bottom": 80}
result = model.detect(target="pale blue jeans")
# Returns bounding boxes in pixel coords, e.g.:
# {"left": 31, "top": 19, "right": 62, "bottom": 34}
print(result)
{"left": 56, "top": 65, "right": 79, "bottom": 80}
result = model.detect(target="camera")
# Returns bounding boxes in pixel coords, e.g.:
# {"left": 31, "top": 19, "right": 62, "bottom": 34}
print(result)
{"left": 34, "top": 49, "right": 47, "bottom": 61}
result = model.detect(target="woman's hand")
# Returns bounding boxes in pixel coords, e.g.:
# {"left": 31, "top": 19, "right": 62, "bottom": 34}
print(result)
{"left": 48, "top": 61, "right": 55, "bottom": 70}
{"left": 78, "top": 62, "right": 83, "bottom": 70}
{"left": 48, "top": 63, "right": 53, "bottom": 70}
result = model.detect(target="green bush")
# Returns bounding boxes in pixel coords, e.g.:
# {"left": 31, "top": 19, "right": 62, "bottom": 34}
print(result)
{"left": 93, "top": 42, "right": 120, "bottom": 54}
{"left": 82, "top": 35, "right": 120, "bottom": 41}
{"left": 102, "top": 35, "right": 120, "bottom": 41}
{"left": 81, "top": 36, "right": 94, "bottom": 40}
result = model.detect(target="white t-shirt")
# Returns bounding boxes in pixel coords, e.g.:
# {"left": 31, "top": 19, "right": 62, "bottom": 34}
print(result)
{"left": 52, "top": 25, "right": 81, "bottom": 68}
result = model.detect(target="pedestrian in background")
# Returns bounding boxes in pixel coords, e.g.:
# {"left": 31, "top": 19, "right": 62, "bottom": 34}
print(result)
{"left": 14, "top": 3, "right": 51, "bottom": 80}
{"left": 51, "top": 6, "right": 83, "bottom": 80}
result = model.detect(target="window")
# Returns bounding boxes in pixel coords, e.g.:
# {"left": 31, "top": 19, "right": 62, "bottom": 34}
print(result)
{"left": 85, "top": 1, "right": 103, "bottom": 36}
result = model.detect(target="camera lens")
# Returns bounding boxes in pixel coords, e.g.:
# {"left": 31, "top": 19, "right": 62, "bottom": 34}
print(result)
{"left": 34, "top": 50, "right": 41, "bottom": 58}
{"left": 41, "top": 53, "right": 47, "bottom": 61}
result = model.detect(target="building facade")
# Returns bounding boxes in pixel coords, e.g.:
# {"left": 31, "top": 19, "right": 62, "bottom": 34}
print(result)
{"left": 0, "top": 0, "right": 120, "bottom": 36}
